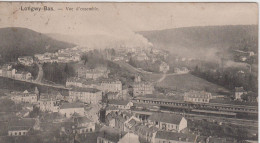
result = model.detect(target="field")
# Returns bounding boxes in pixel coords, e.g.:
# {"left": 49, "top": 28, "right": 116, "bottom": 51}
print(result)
{"left": 157, "top": 73, "right": 230, "bottom": 94}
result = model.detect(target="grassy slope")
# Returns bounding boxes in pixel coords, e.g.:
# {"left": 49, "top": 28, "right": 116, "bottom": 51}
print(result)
{"left": 157, "top": 74, "right": 229, "bottom": 94}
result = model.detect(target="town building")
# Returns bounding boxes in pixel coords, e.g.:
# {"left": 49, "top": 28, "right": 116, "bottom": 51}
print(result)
{"left": 59, "top": 102, "right": 85, "bottom": 118}
{"left": 37, "top": 93, "right": 62, "bottom": 112}
{"left": 134, "top": 52, "right": 149, "bottom": 61}
{"left": 118, "top": 132, "right": 140, "bottom": 143}
{"left": 135, "top": 124, "right": 158, "bottom": 143}
{"left": 66, "top": 77, "right": 86, "bottom": 87}
{"left": 10, "top": 90, "right": 38, "bottom": 104}
{"left": 133, "top": 75, "right": 154, "bottom": 97}
{"left": 85, "top": 67, "right": 110, "bottom": 80}
{"left": 18, "top": 56, "right": 34, "bottom": 66}
{"left": 14, "top": 71, "right": 32, "bottom": 80}
{"left": 108, "top": 100, "right": 134, "bottom": 110}
{"left": 68, "top": 87, "right": 102, "bottom": 104}
{"left": 106, "top": 92, "right": 121, "bottom": 100}
{"left": 154, "top": 131, "right": 196, "bottom": 143}
{"left": 133, "top": 82, "right": 154, "bottom": 97}
{"left": 106, "top": 112, "right": 117, "bottom": 128}
{"left": 148, "top": 113, "right": 187, "bottom": 132}
{"left": 73, "top": 116, "right": 95, "bottom": 134}
{"left": 174, "top": 67, "right": 189, "bottom": 74}
{"left": 97, "top": 126, "right": 136, "bottom": 143}
{"left": 235, "top": 87, "right": 247, "bottom": 100}
{"left": 184, "top": 90, "right": 212, "bottom": 103}
{"left": 8, "top": 118, "right": 40, "bottom": 136}
{"left": 100, "top": 79, "right": 122, "bottom": 92}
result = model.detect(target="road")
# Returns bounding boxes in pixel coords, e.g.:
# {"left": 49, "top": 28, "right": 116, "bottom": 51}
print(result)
{"left": 114, "top": 61, "right": 189, "bottom": 76}
{"left": 157, "top": 74, "right": 166, "bottom": 83}
{"left": 35, "top": 63, "right": 43, "bottom": 83}
{"left": 0, "top": 75, "right": 69, "bottom": 90}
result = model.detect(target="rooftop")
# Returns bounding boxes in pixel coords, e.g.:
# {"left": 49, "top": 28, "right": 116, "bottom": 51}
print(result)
{"left": 185, "top": 90, "right": 212, "bottom": 98}
{"left": 74, "top": 116, "right": 93, "bottom": 124}
{"left": 60, "top": 102, "right": 85, "bottom": 109}
{"left": 70, "top": 87, "right": 101, "bottom": 93}
{"left": 155, "top": 131, "right": 196, "bottom": 142}
{"left": 8, "top": 118, "right": 36, "bottom": 128}
{"left": 148, "top": 112, "right": 184, "bottom": 124}
{"left": 98, "top": 126, "right": 126, "bottom": 142}
{"left": 235, "top": 87, "right": 246, "bottom": 92}
{"left": 108, "top": 100, "right": 131, "bottom": 106}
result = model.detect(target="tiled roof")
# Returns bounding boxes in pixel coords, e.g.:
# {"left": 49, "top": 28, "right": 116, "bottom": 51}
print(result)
{"left": 106, "top": 92, "right": 120, "bottom": 96}
{"left": 155, "top": 131, "right": 196, "bottom": 142}
{"left": 70, "top": 87, "right": 101, "bottom": 93}
{"left": 74, "top": 116, "right": 93, "bottom": 124}
{"left": 185, "top": 90, "right": 211, "bottom": 98}
{"left": 148, "top": 113, "right": 183, "bottom": 125}
{"left": 8, "top": 118, "right": 36, "bottom": 129}
{"left": 60, "top": 102, "right": 84, "bottom": 109}
{"left": 108, "top": 100, "right": 130, "bottom": 106}
{"left": 98, "top": 126, "right": 126, "bottom": 142}
{"left": 235, "top": 87, "right": 246, "bottom": 92}
{"left": 9, "top": 126, "right": 31, "bottom": 131}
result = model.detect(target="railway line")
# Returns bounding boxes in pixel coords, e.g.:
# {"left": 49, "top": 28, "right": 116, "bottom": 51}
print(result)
{"left": 132, "top": 97, "right": 258, "bottom": 114}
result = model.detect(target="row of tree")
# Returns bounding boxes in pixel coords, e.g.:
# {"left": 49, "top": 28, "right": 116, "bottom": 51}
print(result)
{"left": 42, "top": 62, "right": 76, "bottom": 84}
{"left": 192, "top": 66, "right": 257, "bottom": 93}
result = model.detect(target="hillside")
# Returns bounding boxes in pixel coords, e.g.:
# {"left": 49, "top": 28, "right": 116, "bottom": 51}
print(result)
{"left": 139, "top": 25, "right": 258, "bottom": 60}
{"left": 0, "top": 27, "right": 75, "bottom": 62}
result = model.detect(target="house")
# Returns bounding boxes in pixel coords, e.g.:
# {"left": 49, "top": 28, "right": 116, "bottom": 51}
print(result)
{"left": 100, "top": 79, "right": 122, "bottom": 92}
{"left": 154, "top": 131, "right": 196, "bottom": 143}
{"left": 108, "top": 100, "right": 134, "bottom": 110}
{"left": 184, "top": 91, "right": 212, "bottom": 103}
{"left": 14, "top": 71, "right": 32, "bottom": 80}
{"left": 135, "top": 124, "right": 158, "bottom": 143}
{"left": 175, "top": 67, "right": 189, "bottom": 74}
{"left": 97, "top": 126, "right": 127, "bottom": 143}
{"left": 132, "top": 75, "right": 154, "bottom": 96}
{"left": 73, "top": 116, "right": 95, "bottom": 134}
{"left": 106, "top": 112, "right": 117, "bottom": 128}
{"left": 133, "top": 82, "right": 154, "bottom": 97}
{"left": 37, "top": 93, "right": 61, "bottom": 112}
{"left": 148, "top": 113, "right": 187, "bottom": 132}
{"left": 66, "top": 77, "right": 86, "bottom": 87}
{"left": 118, "top": 132, "right": 140, "bottom": 143}
{"left": 34, "top": 54, "right": 45, "bottom": 61}
{"left": 59, "top": 102, "right": 85, "bottom": 118}
{"left": 10, "top": 90, "right": 38, "bottom": 104}
{"left": 235, "top": 87, "right": 247, "bottom": 100}
{"left": 159, "top": 62, "right": 170, "bottom": 73}
{"left": 85, "top": 67, "right": 110, "bottom": 80}
{"left": 240, "top": 56, "right": 247, "bottom": 62}
{"left": 8, "top": 118, "right": 40, "bottom": 136}
{"left": 123, "top": 116, "right": 142, "bottom": 132}
{"left": 18, "top": 56, "right": 34, "bottom": 66}
{"left": 106, "top": 92, "right": 121, "bottom": 100}
{"left": 68, "top": 87, "right": 102, "bottom": 104}
{"left": 134, "top": 52, "right": 149, "bottom": 61}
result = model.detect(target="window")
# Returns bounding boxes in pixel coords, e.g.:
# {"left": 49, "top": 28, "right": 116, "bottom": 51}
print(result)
{"left": 19, "top": 132, "right": 21, "bottom": 135}
{"left": 15, "top": 132, "right": 17, "bottom": 135}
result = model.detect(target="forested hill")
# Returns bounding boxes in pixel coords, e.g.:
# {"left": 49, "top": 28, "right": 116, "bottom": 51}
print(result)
{"left": 139, "top": 25, "right": 258, "bottom": 53}
{"left": 0, "top": 27, "right": 75, "bottom": 62}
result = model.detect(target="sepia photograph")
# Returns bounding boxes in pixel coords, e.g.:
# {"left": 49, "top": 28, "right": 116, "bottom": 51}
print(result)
{"left": 0, "top": 2, "right": 258, "bottom": 143}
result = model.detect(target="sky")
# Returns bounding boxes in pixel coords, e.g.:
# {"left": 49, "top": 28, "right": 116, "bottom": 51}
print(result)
{"left": 0, "top": 2, "right": 258, "bottom": 47}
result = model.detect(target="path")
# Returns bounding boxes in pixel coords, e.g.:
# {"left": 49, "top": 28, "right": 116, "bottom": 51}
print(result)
{"left": 157, "top": 74, "right": 166, "bottom": 83}
{"left": 115, "top": 61, "right": 189, "bottom": 76}
{"left": 35, "top": 62, "right": 43, "bottom": 83}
